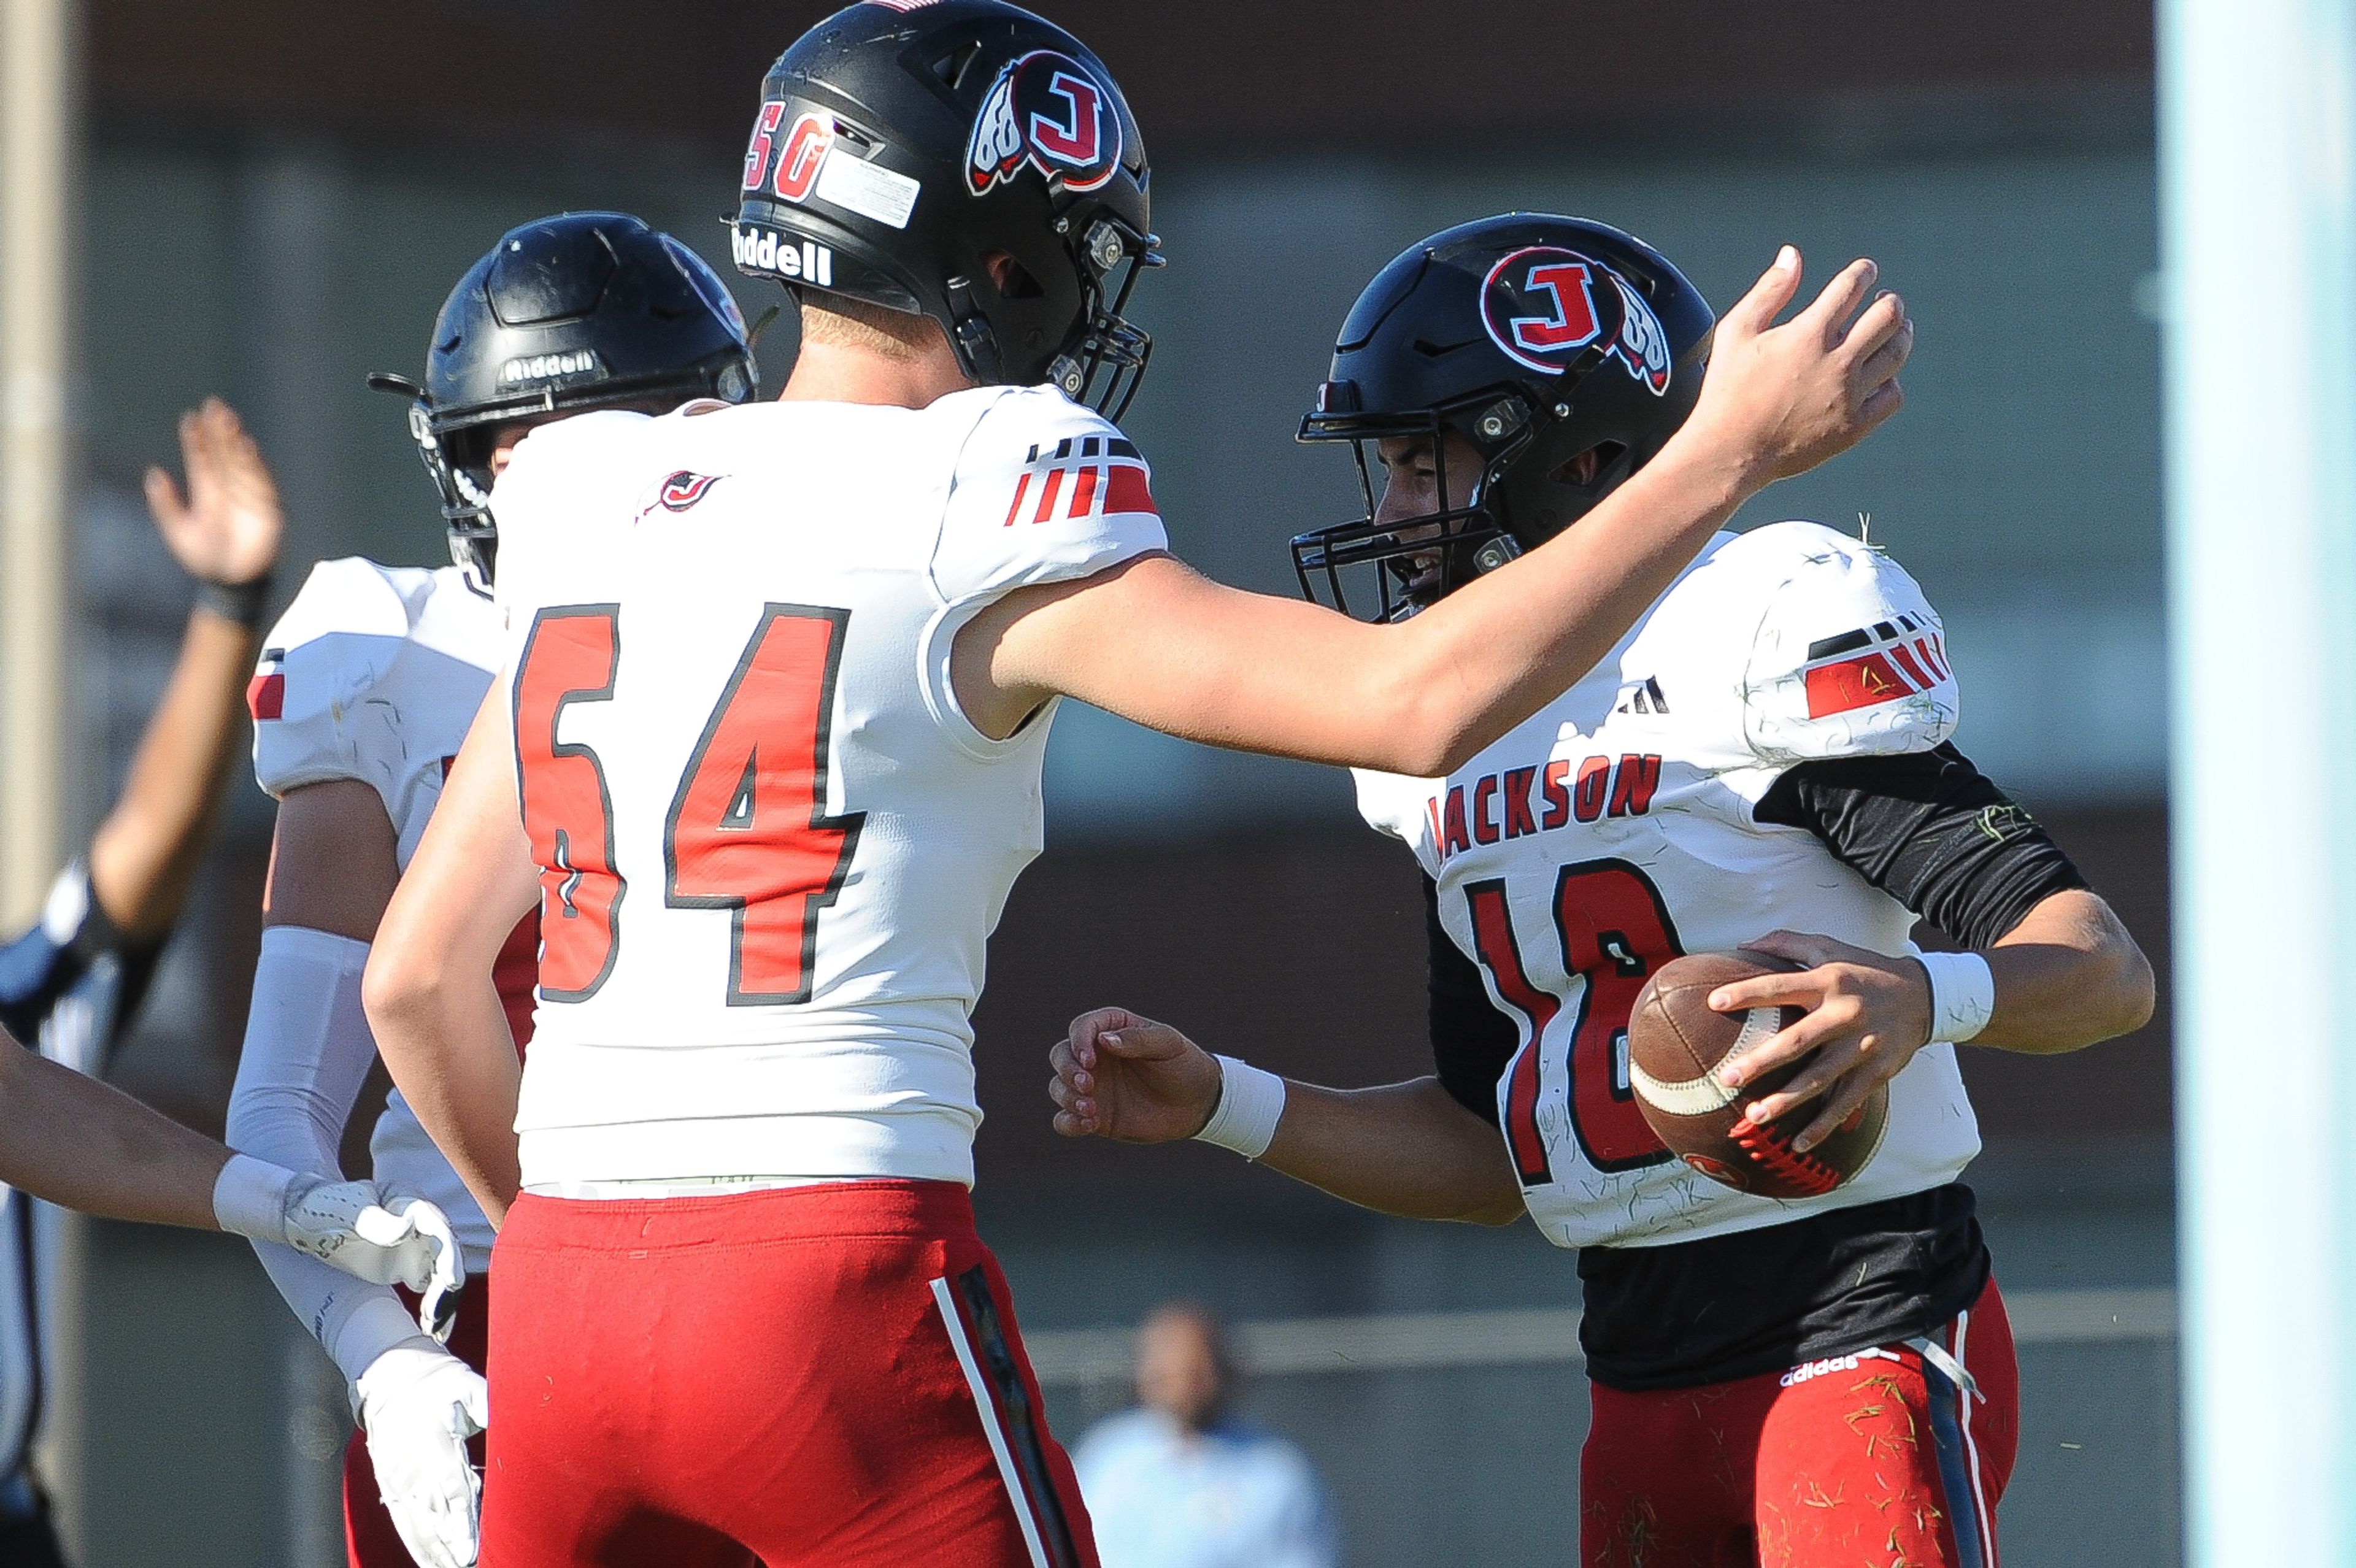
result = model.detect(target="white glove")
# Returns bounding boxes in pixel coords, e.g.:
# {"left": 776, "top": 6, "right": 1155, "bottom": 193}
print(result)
{"left": 355, "top": 1338, "right": 488, "bottom": 1568}
{"left": 214, "top": 1156, "right": 468, "bottom": 1310}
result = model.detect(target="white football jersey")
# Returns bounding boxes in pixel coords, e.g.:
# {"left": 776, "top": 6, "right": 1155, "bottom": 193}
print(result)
{"left": 1355, "top": 521, "right": 1982, "bottom": 1251}
{"left": 491, "top": 385, "right": 1166, "bottom": 1189}
{"left": 252, "top": 557, "right": 515, "bottom": 1264}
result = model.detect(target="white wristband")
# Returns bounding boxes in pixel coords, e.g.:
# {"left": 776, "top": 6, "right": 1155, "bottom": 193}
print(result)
{"left": 212, "top": 1153, "right": 298, "bottom": 1243}
{"left": 1917, "top": 951, "right": 1996, "bottom": 1043}
{"left": 1192, "top": 1056, "right": 1286, "bottom": 1160}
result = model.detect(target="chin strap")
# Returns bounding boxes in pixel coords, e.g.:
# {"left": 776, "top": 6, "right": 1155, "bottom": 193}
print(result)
{"left": 745, "top": 302, "right": 784, "bottom": 353}
{"left": 944, "top": 276, "right": 1006, "bottom": 385}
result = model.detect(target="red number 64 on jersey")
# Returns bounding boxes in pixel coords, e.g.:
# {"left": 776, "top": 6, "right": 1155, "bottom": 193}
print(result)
{"left": 512, "top": 602, "right": 866, "bottom": 1007}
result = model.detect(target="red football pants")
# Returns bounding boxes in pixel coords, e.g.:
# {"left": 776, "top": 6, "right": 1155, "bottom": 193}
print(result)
{"left": 477, "top": 1180, "right": 1096, "bottom": 1568}
{"left": 344, "top": 1281, "right": 493, "bottom": 1568}
{"left": 1581, "top": 1277, "right": 2017, "bottom": 1568}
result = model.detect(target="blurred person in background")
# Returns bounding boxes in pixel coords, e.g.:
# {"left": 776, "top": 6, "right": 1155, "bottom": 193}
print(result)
{"left": 1050, "top": 214, "right": 2152, "bottom": 1568}
{"left": 1073, "top": 1304, "right": 1337, "bottom": 1568}
{"left": 0, "top": 400, "right": 467, "bottom": 1565}
{"left": 224, "top": 211, "right": 755, "bottom": 1568}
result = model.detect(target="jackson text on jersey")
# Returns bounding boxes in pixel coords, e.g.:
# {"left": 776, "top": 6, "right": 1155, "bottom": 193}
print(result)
{"left": 1427, "top": 752, "right": 1663, "bottom": 859}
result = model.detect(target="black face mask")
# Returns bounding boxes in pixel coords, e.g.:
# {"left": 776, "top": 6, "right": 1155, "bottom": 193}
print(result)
{"left": 1291, "top": 397, "right": 1530, "bottom": 623}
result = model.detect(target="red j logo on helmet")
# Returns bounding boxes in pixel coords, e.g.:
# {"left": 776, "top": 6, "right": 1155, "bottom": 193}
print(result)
{"left": 966, "top": 50, "right": 1122, "bottom": 196}
{"left": 1480, "top": 245, "right": 1674, "bottom": 394}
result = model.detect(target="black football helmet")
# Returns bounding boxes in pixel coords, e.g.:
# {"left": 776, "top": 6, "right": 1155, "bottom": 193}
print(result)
{"left": 370, "top": 212, "right": 758, "bottom": 582}
{"left": 1292, "top": 214, "right": 1715, "bottom": 621}
{"left": 732, "top": 1, "right": 1160, "bottom": 418}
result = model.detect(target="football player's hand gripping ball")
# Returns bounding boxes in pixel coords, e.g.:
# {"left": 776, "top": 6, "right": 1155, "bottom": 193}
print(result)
{"left": 355, "top": 1339, "right": 490, "bottom": 1568}
{"left": 1704, "top": 929, "right": 1938, "bottom": 1153}
{"left": 1049, "top": 1008, "right": 1224, "bottom": 1143}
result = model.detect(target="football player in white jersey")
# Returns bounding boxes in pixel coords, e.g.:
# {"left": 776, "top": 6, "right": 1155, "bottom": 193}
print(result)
{"left": 360, "top": 6, "right": 1912, "bottom": 1564}
{"left": 1047, "top": 213, "right": 2155, "bottom": 1568}
{"left": 224, "top": 212, "right": 754, "bottom": 1568}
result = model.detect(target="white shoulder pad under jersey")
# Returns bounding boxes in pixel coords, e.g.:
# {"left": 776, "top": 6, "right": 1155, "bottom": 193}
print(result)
{"left": 930, "top": 385, "right": 1168, "bottom": 606}
{"left": 250, "top": 557, "right": 504, "bottom": 866}
{"left": 1723, "top": 521, "right": 1959, "bottom": 767}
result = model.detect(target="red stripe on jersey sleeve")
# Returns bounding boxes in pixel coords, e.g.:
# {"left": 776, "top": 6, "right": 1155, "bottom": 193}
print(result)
{"left": 247, "top": 672, "right": 285, "bottom": 721}
{"left": 1103, "top": 464, "right": 1157, "bottom": 517}
{"left": 1031, "top": 467, "right": 1066, "bottom": 525}
{"left": 1803, "top": 652, "right": 1912, "bottom": 718}
{"left": 999, "top": 472, "right": 1032, "bottom": 528}
{"left": 1067, "top": 464, "right": 1101, "bottom": 520}
{"left": 1886, "top": 640, "right": 1936, "bottom": 691}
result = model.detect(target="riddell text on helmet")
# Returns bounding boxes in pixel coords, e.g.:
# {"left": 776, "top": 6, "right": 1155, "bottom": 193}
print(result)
{"left": 731, "top": 227, "right": 835, "bottom": 288}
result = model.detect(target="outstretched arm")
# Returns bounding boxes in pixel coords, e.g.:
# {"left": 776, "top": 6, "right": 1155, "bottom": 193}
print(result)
{"left": 364, "top": 686, "right": 539, "bottom": 1229}
{"left": 0, "top": 1019, "right": 460, "bottom": 1301}
{"left": 90, "top": 399, "right": 284, "bottom": 942}
{"left": 0, "top": 1025, "right": 241, "bottom": 1228}
{"left": 1047, "top": 1009, "right": 1525, "bottom": 1226}
{"left": 965, "top": 250, "right": 1912, "bottom": 775}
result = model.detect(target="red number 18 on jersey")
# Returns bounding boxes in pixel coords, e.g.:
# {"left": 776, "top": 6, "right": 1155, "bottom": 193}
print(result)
{"left": 1463, "top": 859, "right": 1683, "bottom": 1183}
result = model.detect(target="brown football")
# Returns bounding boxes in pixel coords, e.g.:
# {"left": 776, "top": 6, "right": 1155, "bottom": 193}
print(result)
{"left": 1626, "top": 951, "right": 1887, "bottom": 1200}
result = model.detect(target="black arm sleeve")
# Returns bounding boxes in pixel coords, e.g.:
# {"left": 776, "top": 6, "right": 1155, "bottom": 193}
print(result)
{"left": 1752, "top": 743, "right": 2091, "bottom": 950}
{"left": 1425, "top": 874, "right": 1520, "bottom": 1126}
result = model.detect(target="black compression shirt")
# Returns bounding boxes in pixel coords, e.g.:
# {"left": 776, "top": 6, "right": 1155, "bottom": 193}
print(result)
{"left": 1577, "top": 1183, "right": 1991, "bottom": 1389}
{"left": 1425, "top": 743, "right": 2085, "bottom": 1387}
{"left": 1750, "top": 742, "right": 2087, "bottom": 951}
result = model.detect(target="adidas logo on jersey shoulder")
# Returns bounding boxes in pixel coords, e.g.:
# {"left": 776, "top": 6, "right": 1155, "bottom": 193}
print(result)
{"left": 1615, "top": 676, "right": 1670, "bottom": 717}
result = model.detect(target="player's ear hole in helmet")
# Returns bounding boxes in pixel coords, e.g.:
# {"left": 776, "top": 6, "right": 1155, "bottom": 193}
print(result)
{"left": 730, "top": 0, "right": 1162, "bottom": 420}
{"left": 367, "top": 211, "right": 760, "bottom": 584}
{"left": 1292, "top": 213, "right": 1714, "bottom": 623}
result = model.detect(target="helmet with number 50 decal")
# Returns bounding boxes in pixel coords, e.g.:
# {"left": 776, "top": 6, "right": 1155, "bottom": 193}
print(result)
{"left": 369, "top": 211, "right": 758, "bottom": 583}
{"left": 733, "top": 0, "right": 1160, "bottom": 418}
{"left": 1292, "top": 213, "right": 1715, "bottom": 622}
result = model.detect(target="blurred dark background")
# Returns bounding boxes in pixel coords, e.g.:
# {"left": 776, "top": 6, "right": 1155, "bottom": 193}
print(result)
{"left": 42, "top": 2, "right": 2168, "bottom": 1562}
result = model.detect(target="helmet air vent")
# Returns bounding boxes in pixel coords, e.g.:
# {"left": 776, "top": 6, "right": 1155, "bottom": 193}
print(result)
{"left": 933, "top": 41, "right": 982, "bottom": 91}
